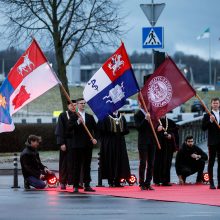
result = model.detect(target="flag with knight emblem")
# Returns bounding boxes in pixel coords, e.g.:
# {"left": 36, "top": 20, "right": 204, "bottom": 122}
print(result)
{"left": 141, "top": 56, "right": 196, "bottom": 122}
{"left": 83, "top": 43, "right": 140, "bottom": 120}
{"left": 0, "top": 39, "right": 60, "bottom": 133}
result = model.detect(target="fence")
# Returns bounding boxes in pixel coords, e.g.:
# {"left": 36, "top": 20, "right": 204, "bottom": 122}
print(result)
{"left": 177, "top": 116, "right": 207, "bottom": 146}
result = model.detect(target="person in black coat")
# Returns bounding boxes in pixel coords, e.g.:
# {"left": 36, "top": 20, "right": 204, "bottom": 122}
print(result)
{"left": 98, "top": 111, "right": 131, "bottom": 187}
{"left": 134, "top": 102, "right": 156, "bottom": 190}
{"left": 20, "top": 135, "right": 53, "bottom": 189}
{"left": 68, "top": 98, "right": 97, "bottom": 193}
{"left": 202, "top": 97, "right": 220, "bottom": 189}
{"left": 175, "top": 135, "right": 208, "bottom": 184}
{"left": 55, "top": 99, "right": 77, "bottom": 189}
{"left": 153, "top": 115, "right": 179, "bottom": 186}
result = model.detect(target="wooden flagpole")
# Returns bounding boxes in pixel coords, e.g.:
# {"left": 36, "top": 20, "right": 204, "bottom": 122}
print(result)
{"left": 195, "top": 94, "right": 220, "bottom": 129}
{"left": 139, "top": 92, "right": 161, "bottom": 149}
{"left": 59, "top": 83, "right": 95, "bottom": 141}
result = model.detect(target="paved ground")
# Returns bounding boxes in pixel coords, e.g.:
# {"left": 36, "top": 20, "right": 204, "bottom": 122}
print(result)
{"left": 1, "top": 141, "right": 220, "bottom": 219}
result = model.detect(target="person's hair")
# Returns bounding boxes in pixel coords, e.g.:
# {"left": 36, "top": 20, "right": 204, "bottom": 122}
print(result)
{"left": 185, "top": 135, "right": 193, "bottom": 142}
{"left": 67, "top": 99, "right": 76, "bottom": 105}
{"left": 26, "top": 135, "right": 42, "bottom": 144}
{"left": 211, "top": 97, "right": 220, "bottom": 103}
{"left": 76, "top": 98, "right": 84, "bottom": 103}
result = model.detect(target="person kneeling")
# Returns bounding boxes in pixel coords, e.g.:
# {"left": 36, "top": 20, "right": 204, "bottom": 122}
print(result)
{"left": 175, "top": 135, "right": 208, "bottom": 184}
{"left": 20, "top": 135, "right": 54, "bottom": 189}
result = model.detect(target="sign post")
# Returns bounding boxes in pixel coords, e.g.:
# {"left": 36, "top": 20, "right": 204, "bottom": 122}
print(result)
{"left": 140, "top": 0, "right": 165, "bottom": 72}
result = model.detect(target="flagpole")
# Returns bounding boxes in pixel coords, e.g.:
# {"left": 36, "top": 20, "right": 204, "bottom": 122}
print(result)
{"left": 139, "top": 92, "right": 161, "bottom": 149}
{"left": 195, "top": 94, "right": 220, "bottom": 129}
{"left": 209, "top": 32, "right": 212, "bottom": 85}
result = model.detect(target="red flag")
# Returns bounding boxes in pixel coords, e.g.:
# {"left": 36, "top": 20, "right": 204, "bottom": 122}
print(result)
{"left": 141, "top": 56, "right": 196, "bottom": 120}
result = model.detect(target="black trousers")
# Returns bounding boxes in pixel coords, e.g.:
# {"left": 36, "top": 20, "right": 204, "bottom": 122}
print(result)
{"left": 208, "top": 145, "right": 220, "bottom": 185}
{"left": 179, "top": 160, "right": 205, "bottom": 182}
{"left": 138, "top": 145, "right": 156, "bottom": 186}
{"left": 59, "top": 147, "right": 74, "bottom": 185}
{"left": 72, "top": 147, "right": 93, "bottom": 187}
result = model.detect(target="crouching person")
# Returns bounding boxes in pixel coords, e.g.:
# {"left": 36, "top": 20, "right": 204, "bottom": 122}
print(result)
{"left": 20, "top": 135, "right": 54, "bottom": 189}
{"left": 175, "top": 135, "right": 208, "bottom": 184}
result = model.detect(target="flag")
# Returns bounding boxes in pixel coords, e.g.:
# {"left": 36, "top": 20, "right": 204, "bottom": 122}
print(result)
{"left": 141, "top": 56, "right": 196, "bottom": 121}
{"left": 197, "top": 28, "right": 210, "bottom": 40}
{"left": 0, "top": 39, "right": 60, "bottom": 133}
{"left": 83, "top": 43, "right": 139, "bottom": 120}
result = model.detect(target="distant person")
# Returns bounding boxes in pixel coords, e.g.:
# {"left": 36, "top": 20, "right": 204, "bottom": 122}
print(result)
{"left": 55, "top": 99, "right": 77, "bottom": 190}
{"left": 153, "top": 115, "right": 179, "bottom": 186}
{"left": 20, "top": 135, "right": 54, "bottom": 189}
{"left": 97, "top": 111, "right": 131, "bottom": 187}
{"left": 134, "top": 101, "right": 156, "bottom": 190}
{"left": 202, "top": 97, "right": 220, "bottom": 189}
{"left": 175, "top": 136, "right": 208, "bottom": 185}
{"left": 68, "top": 98, "right": 97, "bottom": 193}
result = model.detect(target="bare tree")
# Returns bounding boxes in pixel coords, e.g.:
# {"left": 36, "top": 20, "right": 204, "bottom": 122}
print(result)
{"left": 0, "top": 0, "right": 125, "bottom": 109}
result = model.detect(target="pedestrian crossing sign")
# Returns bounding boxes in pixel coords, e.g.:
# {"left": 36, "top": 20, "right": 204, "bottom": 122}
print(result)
{"left": 142, "top": 27, "right": 164, "bottom": 49}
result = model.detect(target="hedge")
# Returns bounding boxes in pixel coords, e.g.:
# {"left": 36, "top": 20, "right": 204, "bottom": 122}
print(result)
{"left": 0, "top": 123, "right": 58, "bottom": 153}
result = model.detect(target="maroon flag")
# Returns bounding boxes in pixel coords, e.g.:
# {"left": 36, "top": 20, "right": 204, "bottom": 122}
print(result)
{"left": 141, "top": 56, "right": 196, "bottom": 120}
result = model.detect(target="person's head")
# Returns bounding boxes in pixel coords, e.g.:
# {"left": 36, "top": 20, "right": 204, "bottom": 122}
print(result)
{"left": 25, "top": 135, "right": 42, "bottom": 148}
{"left": 67, "top": 99, "right": 77, "bottom": 111}
{"left": 211, "top": 97, "right": 220, "bottom": 111}
{"left": 185, "top": 135, "right": 194, "bottom": 147}
{"left": 76, "top": 98, "right": 86, "bottom": 112}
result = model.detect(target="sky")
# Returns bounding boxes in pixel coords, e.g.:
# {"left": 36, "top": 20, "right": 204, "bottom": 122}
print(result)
{"left": 121, "top": 0, "right": 220, "bottom": 60}
{"left": 0, "top": 0, "right": 219, "bottom": 61}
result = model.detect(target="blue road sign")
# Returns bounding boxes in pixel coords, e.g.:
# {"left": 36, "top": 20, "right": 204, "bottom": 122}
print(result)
{"left": 142, "top": 27, "right": 164, "bottom": 49}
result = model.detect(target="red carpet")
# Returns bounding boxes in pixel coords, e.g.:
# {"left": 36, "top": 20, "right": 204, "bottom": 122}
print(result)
{"left": 82, "top": 184, "right": 220, "bottom": 207}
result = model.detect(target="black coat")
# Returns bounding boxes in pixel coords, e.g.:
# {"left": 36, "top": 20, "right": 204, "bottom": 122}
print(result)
{"left": 98, "top": 115, "right": 131, "bottom": 180}
{"left": 68, "top": 112, "right": 97, "bottom": 148}
{"left": 202, "top": 111, "right": 220, "bottom": 146}
{"left": 175, "top": 143, "right": 208, "bottom": 176}
{"left": 20, "top": 145, "right": 46, "bottom": 179}
{"left": 55, "top": 110, "right": 75, "bottom": 146}
{"left": 134, "top": 109, "right": 155, "bottom": 150}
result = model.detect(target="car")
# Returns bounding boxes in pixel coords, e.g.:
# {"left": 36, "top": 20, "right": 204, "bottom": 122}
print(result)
{"left": 191, "top": 100, "right": 205, "bottom": 113}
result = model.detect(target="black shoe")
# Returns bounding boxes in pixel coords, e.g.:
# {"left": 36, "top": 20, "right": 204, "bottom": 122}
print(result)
{"left": 146, "top": 185, "right": 154, "bottom": 190}
{"left": 60, "top": 183, "right": 66, "bottom": 190}
{"left": 78, "top": 184, "right": 84, "bottom": 189}
{"left": 140, "top": 186, "right": 146, "bottom": 190}
{"left": 73, "top": 187, "right": 79, "bottom": 193}
{"left": 162, "top": 182, "right": 172, "bottom": 186}
{"left": 210, "top": 184, "right": 216, "bottom": 189}
{"left": 217, "top": 185, "right": 220, "bottom": 189}
{"left": 84, "top": 186, "right": 96, "bottom": 192}
{"left": 24, "top": 179, "right": 30, "bottom": 189}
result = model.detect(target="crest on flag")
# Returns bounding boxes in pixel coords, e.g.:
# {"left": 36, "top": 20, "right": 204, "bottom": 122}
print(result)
{"left": 108, "top": 54, "right": 125, "bottom": 76}
{"left": 17, "top": 52, "right": 35, "bottom": 76}
{"left": 147, "top": 76, "right": 172, "bottom": 107}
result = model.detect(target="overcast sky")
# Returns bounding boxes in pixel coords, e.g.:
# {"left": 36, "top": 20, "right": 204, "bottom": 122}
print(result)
{"left": 122, "top": 0, "right": 220, "bottom": 60}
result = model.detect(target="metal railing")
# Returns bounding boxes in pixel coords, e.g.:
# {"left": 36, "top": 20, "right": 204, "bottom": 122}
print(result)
{"left": 177, "top": 116, "right": 207, "bottom": 146}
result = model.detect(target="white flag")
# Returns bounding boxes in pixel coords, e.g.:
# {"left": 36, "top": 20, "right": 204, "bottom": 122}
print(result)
{"left": 197, "top": 28, "right": 210, "bottom": 40}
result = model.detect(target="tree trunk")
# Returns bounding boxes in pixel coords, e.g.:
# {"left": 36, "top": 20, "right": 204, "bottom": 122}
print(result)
{"left": 54, "top": 37, "right": 70, "bottom": 111}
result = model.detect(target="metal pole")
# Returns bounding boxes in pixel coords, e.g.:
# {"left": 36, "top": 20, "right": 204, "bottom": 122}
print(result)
{"left": 96, "top": 152, "right": 104, "bottom": 187}
{"left": 11, "top": 153, "right": 20, "bottom": 189}
{"left": 209, "top": 32, "right": 212, "bottom": 85}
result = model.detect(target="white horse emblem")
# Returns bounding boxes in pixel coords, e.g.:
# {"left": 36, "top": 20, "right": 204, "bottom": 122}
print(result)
{"left": 108, "top": 54, "right": 124, "bottom": 76}
{"left": 17, "top": 52, "right": 35, "bottom": 76}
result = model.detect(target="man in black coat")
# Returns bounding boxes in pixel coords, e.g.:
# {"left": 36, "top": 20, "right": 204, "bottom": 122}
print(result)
{"left": 202, "top": 97, "right": 220, "bottom": 189}
{"left": 20, "top": 135, "right": 53, "bottom": 189}
{"left": 55, "top": 100, "right": 76, "bottom": 190}
{"left": 68, "top": 98, "right": 97, "bottom": 193}
{"left": 134, "top": 102, "right": 156, "bottom": 190}
{"left": 175, "top": 135, "right": 208, "bottom": 184}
